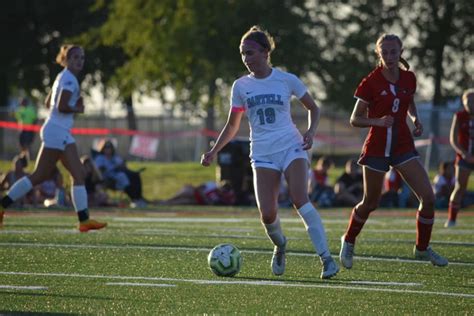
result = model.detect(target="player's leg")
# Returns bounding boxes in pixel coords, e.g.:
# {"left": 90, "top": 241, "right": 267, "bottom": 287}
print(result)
{"left": 285, "top": 158, "right": 338, "bottom": 279}
{"left": 61, "top": 143, "right": 107, "bottom": 232}
{"left": 396, "top": 158, "right": 448, "bottom": 266}
{"left": 447, "top": 164, "right": 470, "bottom": 227}
{"left": 340, "top": 165, "right": 384, "bottom": 269}
{"left": 343, "top": 166, "right": 384, "bottom": 242}
{"left": 253, "top": 166, "right": 287, "bottom": 275}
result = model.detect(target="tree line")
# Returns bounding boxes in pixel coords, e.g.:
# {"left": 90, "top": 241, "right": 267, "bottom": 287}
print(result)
{"left": 1, "top": 0, "right": 472, "bottom": 132}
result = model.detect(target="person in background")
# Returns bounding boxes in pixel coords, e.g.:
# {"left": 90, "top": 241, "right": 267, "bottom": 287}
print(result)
{"left": 308, "top": 156, "right": 335, "bottom": 207}
{"left": 0, "top": 44, "right": 107, "bottom": 232}
{"left": 15, "top": 97, "right": 38, "bottom": 159}
{"left": 432, "top": 161, "right": 455, "bottom": 210}
{"left": 339, "top": 33, "right": 448, "bottom": 269}
{"left": 333, "top": 159, "right": 363, "bottom": 207}
{"left": 201, "top": 25, "right": 339, "bottom": 279}
{"left": 36, "top": 165, "right": 67, "bottom": 208}
{"left": 446, "top": 88, "right": 474, "bottom": 227}
{"left": 81, "top": 156, "right": 115, "bottom": 207}
{"left": 0, "top": 154, "right": 33, "bottom": 207}
{"left": 380, "top": 167, "right": 417, "bottom": 208}
{"left": 94, "top": 140, "right": 147, "bottom": 208}
{"left": 161, "top": 181, "right": 236, "bottom": 206}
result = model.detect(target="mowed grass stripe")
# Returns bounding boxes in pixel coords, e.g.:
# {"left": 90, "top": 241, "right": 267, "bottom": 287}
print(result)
{"left": 0, "top": 241, "right": 473, "bottom": 267}
{"left": 0, "top": 270, "right": 473, "bottom": 299}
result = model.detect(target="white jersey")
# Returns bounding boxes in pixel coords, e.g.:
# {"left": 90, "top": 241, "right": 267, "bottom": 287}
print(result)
{"left": 231, "top": 68, "right": 307, "bottom": 156}
{"left": 44, "top": 68, "right": 80, "bottom": 130}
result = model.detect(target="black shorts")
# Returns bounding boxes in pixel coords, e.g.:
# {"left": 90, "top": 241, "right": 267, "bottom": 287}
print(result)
{"left": 457, "top": 158, "right": 474, "bottom": 171}
{"left": 19, "top": 130, "right": 35, "bottom": 147}
{"left": 358, "top": 150, "right": 419, "bottom": 173}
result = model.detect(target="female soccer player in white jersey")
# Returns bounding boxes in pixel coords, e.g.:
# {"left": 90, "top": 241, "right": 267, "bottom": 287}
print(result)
{"left": 0, "top": 45, "right": 107, "bottom": 232}
{"left": 201, "top": 26, "right": 339, "bottom": 279}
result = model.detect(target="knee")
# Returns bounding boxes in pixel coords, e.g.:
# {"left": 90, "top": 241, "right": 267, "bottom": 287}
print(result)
{"left": 289, "top": 192, "right": 310, "bottom": 209}
{"left": 259, "top": 208, "right": 278, "bottom": 224}
{"left": 360, "top": 197, "right": 379, "bottom": 213}
{"left": 420, "top": 191, "right": 435, "bottom": 210}
{"left": 71, "top": 169, "right": 86, "bottom": 186}
{"left": 292, "top": 198, "right": 310, "bottom": 209}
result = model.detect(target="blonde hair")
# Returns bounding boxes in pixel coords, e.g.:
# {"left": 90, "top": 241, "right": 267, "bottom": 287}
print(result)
{"left": 240, "top": 25, "right": 275, "bottom": 63}
{"left": 462, "top": 88, "right": 474, "bottom": 104}
{"left": 55, "top": 44, "right": 82, "bottom": 67}
{"left": 375, "top": 34, "right": 410, "bottom": 70}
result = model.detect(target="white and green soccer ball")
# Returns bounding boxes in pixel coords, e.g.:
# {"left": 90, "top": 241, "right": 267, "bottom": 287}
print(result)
{"left": 208, "top": 243, "right": 242, "bottom": 277}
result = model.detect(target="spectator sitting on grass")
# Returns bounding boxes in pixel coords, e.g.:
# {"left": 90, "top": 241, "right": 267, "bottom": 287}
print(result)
{"left": 308, "top": 156, "right": 335, "bottom": 207}
{"left": 36, "top": 165, "right": 67, "bottom": 208}
{"left": 432, "top": 161, "right": 455, "bottom": 209}
{"left": 0, "top": 154, "right": 33, "bottom": 207}
{"left": 81, "top": 155, "right": 116, "bottom": 207}
{"left": 94, "top": 140, "right": 147, "bottom": 208}
{"left": 333, "top": 159, "right": 363, "bottom": 207}
{"left": 161, "top": 181, "right": 236, "bottom": 206}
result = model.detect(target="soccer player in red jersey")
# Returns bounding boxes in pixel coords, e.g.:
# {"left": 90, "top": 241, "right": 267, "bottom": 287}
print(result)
{"left": 339, "top": 34, "right": 448, "bottom": 268}
{"left": 446, "top": 88, "right": 474, "bottom": 227}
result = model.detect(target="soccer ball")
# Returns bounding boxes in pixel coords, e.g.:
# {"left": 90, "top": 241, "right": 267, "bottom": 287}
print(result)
{"left": 208, "top": 243, "right": 242, "bottom": 277}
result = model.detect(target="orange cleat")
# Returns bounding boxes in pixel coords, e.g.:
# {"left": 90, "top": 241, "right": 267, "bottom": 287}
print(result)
{"left": 78, "top": 219, "right": 107, "bottom": 233}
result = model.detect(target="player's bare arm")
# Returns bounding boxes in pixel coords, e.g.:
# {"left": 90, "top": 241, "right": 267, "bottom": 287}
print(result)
{"left": 350, "top": 99, "right": 393, "bottom": 128}
{"left": 408, "top": 101, "right": 423, "bottom": 137}
{"left": 299, "top": 92, "right": 320, "bottom": 150}
{"left": 201, "top": 110, "right": 243, "bottom": 166}
{"left": 57, "top": 90, "right": 83, "bottom": 114}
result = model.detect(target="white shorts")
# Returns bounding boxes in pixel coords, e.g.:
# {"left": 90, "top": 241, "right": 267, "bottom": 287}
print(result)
{"left": 40, "top": 122, "right": 75, "bottom": 151}
{"left": 251, "top": 144, "right": 309, "bottom": 172}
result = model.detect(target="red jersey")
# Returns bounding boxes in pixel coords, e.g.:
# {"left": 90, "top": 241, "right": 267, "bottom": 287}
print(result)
{"left": 355, "top": 67, "right": 417, "bottom": 157}
{"left": 454, "top": 110, "right": 474, "bottom": 162}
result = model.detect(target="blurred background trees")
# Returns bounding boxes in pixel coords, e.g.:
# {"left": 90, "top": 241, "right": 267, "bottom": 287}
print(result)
{"left": 1, "top": 0, "right": 473, "bottom": 130}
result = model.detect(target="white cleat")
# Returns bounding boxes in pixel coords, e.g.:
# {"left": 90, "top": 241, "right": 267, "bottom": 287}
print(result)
{"left": 271, "top": 238, "right": 287, "bottom": 276}
{"left": 320, "top": 256, "right": 339, "bottom": 279}
{"left": 444, "top": 220, "right": 456, "bottom": 228}
{"left": 414, "top": 246, "right": 448, "bottom": 267}
{"left": 339, "top": 235, "right": 354, "bottom": 269}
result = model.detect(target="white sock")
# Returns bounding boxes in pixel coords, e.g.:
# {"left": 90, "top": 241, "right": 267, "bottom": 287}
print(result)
{"left": 7, "top": 176, "right": 33, "bottom": 201}
{"left": 71, "top": 185, "right": 88, "bottom": 212}
{"left": 264, "top": 216, "right": 286, "bottom": 247}
{"left": 297, "top": 202, "right": 330, "bottom": 258}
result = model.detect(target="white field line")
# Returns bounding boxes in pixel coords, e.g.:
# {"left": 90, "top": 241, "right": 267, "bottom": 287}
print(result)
{"left": 111, "top": 217, "right": 454, "bottom": 226}
{"left": 113, "top": 217, "right": 248, "bottom": 223}
{"left": 0, "top": 285, "right": 47, "bottom": 290}
{"left": 106, "top": 282, "right": 176, "bottom": 288}
{"left": 0, "top": 242, "right": 473, "bottom": 267}
{"left": 0, "top": 271, "right": 472, "bottom": 299}
{"left": 361, "top": 238, "right": 474, "bottom": 247}
{"left": 348, "top": 281, "right": 421, "bottom": 286}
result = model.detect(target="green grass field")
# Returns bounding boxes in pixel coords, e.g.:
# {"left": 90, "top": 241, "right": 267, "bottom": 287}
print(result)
{"left": 0, "top": 206, "right": 472, "bottom": 314}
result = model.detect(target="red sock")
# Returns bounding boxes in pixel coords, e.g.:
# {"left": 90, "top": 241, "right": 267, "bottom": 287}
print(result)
{"left": 416, "top": 211, "right": 434, "bottom": 251}
{"left": 448, "top": 201, "right": 460, "bottom": 222}
{"left": 344, "top": 208, "right": 368, "bottom": 244}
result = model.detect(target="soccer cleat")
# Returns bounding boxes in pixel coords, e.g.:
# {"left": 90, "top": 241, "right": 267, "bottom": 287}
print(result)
{"left": 271, "top": 237, "right": 287, "bottom": 276}
{"left": 320, "top": 256, "right": 339, "bottom": 279}
{"left": 339, "top": 235, "right": 355, "bottom": 269}
{"left": 414, "top": 246, "right": 448, "bottom": 267}
{"left": 78, "top": 219, "right": 107, "bottom": 233}
{"left": 444, "top": 220, "right": 456, "bottom": 228}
